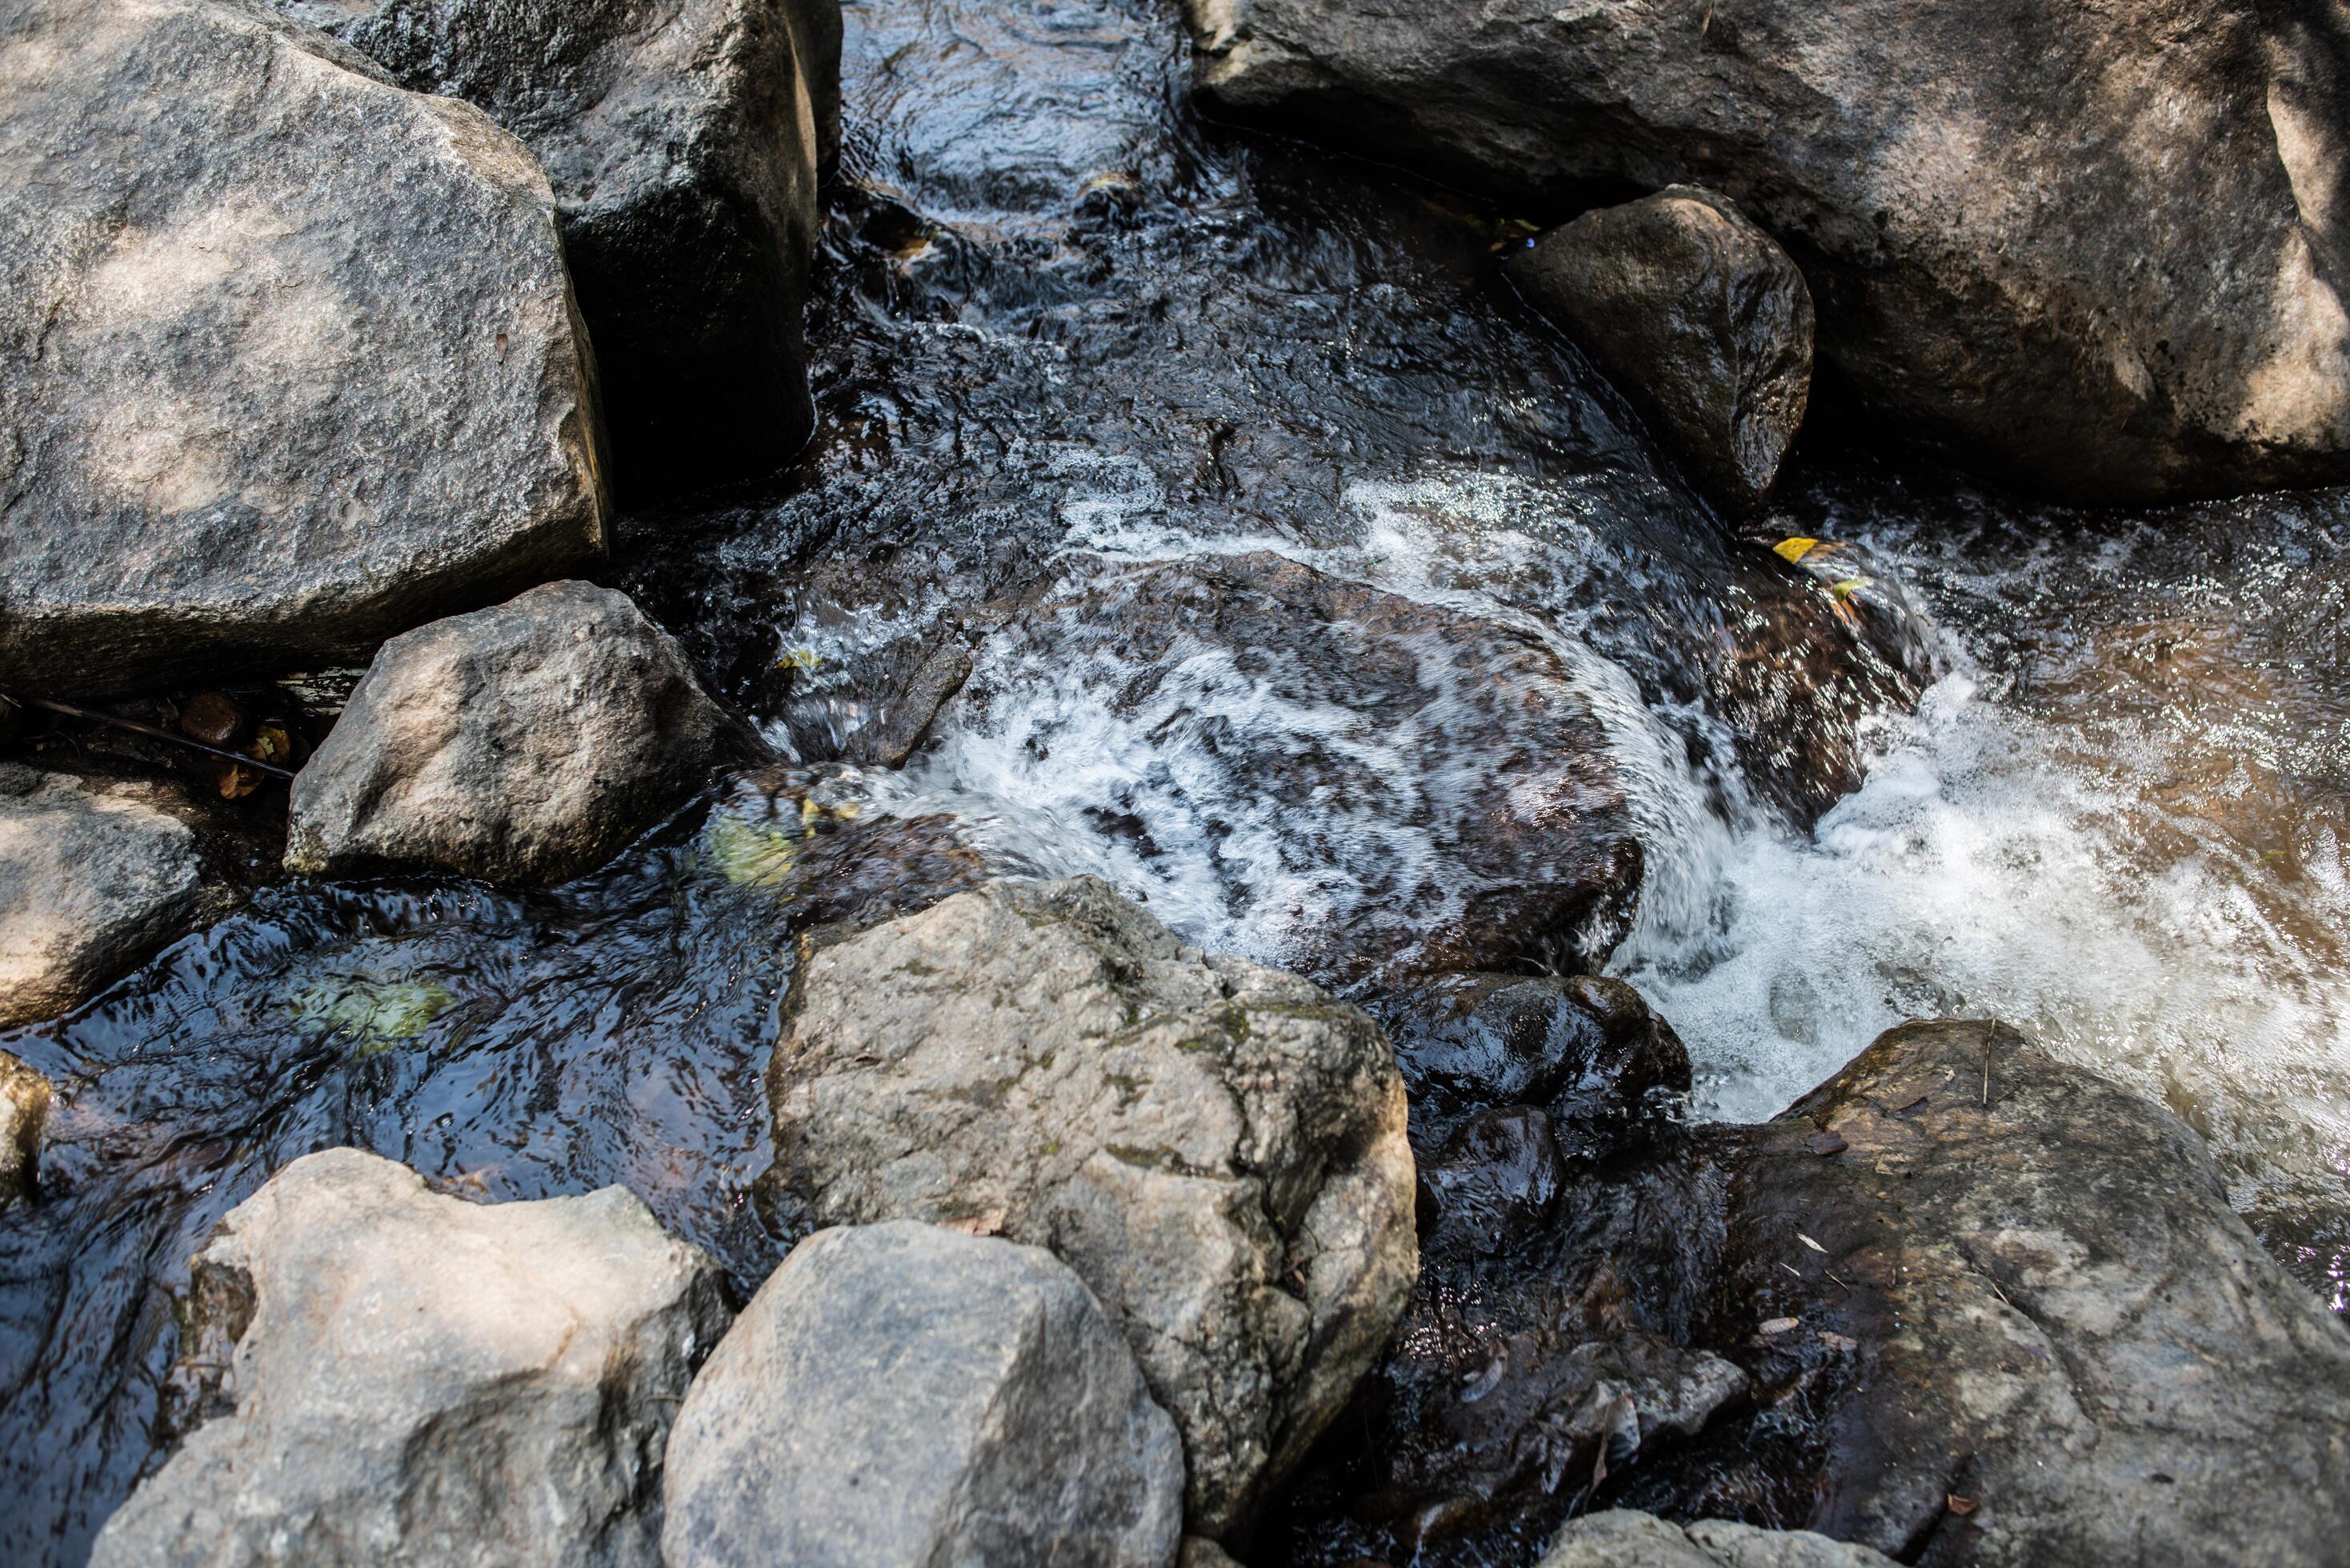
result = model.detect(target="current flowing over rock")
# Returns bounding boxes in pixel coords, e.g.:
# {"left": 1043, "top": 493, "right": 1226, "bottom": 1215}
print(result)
{"left": 0, "top": 0, "right": 607, "bottom": 697}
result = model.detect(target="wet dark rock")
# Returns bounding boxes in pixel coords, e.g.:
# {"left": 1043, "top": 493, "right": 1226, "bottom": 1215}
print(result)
{"left": 0, "top": 0, "right": 605, "bottom": 698}
{"left": 0, "top": 763, "right": 225, "bottom": 1028}
{"left": 925, "top": 551, "right": 1643, "bottom": 982}
{"left": 759, "top": 876, "right": 1418, "bottom": 1537}
{"left": 1419, "top": 1107, "right": 1565, "bottom": 1259}
{"left": 1365, "top": 972, "right": 1691, "bottom": 1155}
{"left": 1365, "top": 1322, "right": 1748, "bottom": 1551}
{"left": 286, "top": 582, "right": 750, "bottom": 884}
{"left": 1183, "top": 0, "right": 2350, "bottom": 502}
{"left": 1711, "top": 1018, "right": 2350, "bottom": 1564}
{"left": 1507, "top": 187, "right": 1812, "bottom": 515}
{"left": 660, "top": 1221, "right": 1183, "bottom": 1567}
{"left": 91, "top": 1148, "right": 731, "bottom": 1568}
{"left": 1265, "top": 975, "right": 1731, "bottom": 1566}
{"left": 1540, "top": 1510, "right": 1895, "bottom": 1567}
{"left": 0, "top": 1051, "right": 50, "bottom": 1201}
{"left": 267, "top": 0, "right": 841, "bottom": 497}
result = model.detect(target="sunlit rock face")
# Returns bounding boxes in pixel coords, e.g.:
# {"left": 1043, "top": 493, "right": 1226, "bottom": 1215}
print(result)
{"left": 284, "top": 581, "right": 747, "bottom": 885}
{"left": 760, "top": 875, "right": 1419, "bottom": 1537}
{"left": 264, "top": 0, "right": 841, "bottom": 497}
{"left": 0, "top": 0, "right": 605, "bottom": 698}
{"left": 1184, "top": 0, "right": 2350, "bottom": 502}
{"left": 89, "top": 1148, "right": 730, "bottom": 1568}
{"left": 0, "top": 764, "right": 218, "bottom": 1028}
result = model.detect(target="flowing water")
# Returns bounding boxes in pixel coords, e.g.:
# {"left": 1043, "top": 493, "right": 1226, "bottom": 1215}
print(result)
{"left": 4, "top": 0, "right": 2348, "bottom": 1559}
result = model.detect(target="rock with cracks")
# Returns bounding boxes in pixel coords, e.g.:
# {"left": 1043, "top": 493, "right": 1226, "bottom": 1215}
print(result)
{"left": 1539, "top": 1510, "right": 1896, "bottom": 1568}
{"left": 286, "top": 581, "right": 745, "bottom": 884}
{"left": 0, "top": 1051, "right": 50, "bottom": 1201}
{"left": 0, "top": 764, "right": 221, "bottom": 1028}
{"left": 759, "top": 876, "right": 1418, "bottom": 1537}
{"left": 1507, "top": 186, "right": 1812, "bottom": 515}
{"left": 90, "top": 1147, "right": 731, "bottom": 1568}
{"left": 0, "top": 0, "right": 605, "bottom": 696}
{"left": 1723, "top": 1019, "right": 2350, "bottom": 1563}
{"left": 1183, "top": 0, "right": 2350, "bottom": 502}
{"left": 265, "top": 0, "right": 841, "bottom": 496}
{"left": 661, "top": 1221, "right": 1184, "bottom": 1567}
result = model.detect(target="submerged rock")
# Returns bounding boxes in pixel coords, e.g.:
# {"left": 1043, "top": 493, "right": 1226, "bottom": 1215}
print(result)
{"left": 1718, "top": 1019, "right": 2350, "bottom": 1564}
{"left": 1366, "top": 973, "right": 1691, "bottom": 1156}
{"left": 919, "top": 551, "right": 1643, "bottom": 982}
{"left": 286, "top": 582, "right": 746, "bottom": 884}
{"left": 1184, "top": 0, "right": 2350, "bottom": 502}
{"left": 0, "top": 1051, "right": 50, "bottom": 1201}
{"left": 91, "top": 1148, "right": 730, "bottom": 1567}
{"left": 1540, "top": 1510, "right": 1895, "bottom": 1568}
{"left": 661, "top": 1221, "right": 1183, "bottom": 1567}
{"left": 0, "top": 0, "right": 604, "bottom": 697}
{"left": 1507, "top": 186, "right": 1812, "bottom": 515}
{"left": 0, "top": 764, "right": 220, "bottom": 1027}
{"left": 759, "top": 876, "right": 1417, "bottom": 1536}
{"left": 267, "top": 0, "right": 841, "bottom": 495}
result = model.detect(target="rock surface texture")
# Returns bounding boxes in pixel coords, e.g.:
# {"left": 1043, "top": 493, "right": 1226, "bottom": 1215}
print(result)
{"left": 266, "top": 0, "right": 840, "bottom": 494}
{"left": 1540, "top": 1510, "right": 1896, "bottom": 1568}
{"left": 0, "top": 1050, "right": 50, "bottom": 1199}
{"left": 661, "top": 1221, "right": 1184, "bottom": 1567}
{"left": 0, "top": 764, "right": 217, "bottom": 1027}
{"left": 923, "top": 551, "right": 1643, "bottom": 982}
{"left": 1507, "top": 187, "right": 1812, "bottom": 514}
{"left": 0, "top": 0, "right": 605, "bottom": 697}
{"left": 1727, "top": 1019, "right": 2350, "bottom": 1563}
{"left": 90, "top": 1147, "right": 730, "bottom": 1568}
{"left": 761, "top": 876, "right": 1418, "bottom": 1536}
{"left": 1184, "top": 0, "right": 2350, "bottom": 501}
{"left": 286, "top": 581, "right": 743, "bottom": 883}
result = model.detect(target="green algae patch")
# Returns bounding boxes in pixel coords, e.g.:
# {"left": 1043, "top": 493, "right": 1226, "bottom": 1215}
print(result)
{"left": 292, "top": 978, "right": 457, "bottom": 1058}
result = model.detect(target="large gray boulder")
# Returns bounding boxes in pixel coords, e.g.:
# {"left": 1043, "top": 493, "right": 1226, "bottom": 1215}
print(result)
{"left": 1727, "top": 1019, "right": 2350, "bottom": 1563}
{"left": 266, "top": 0, "right": 840, "bottom": 495}
{"left": 0, "top": 0, "right": 606, "bottom": 697}
{"left": 286, "top": 581, "right": 744, "bottom": 884}
{"left": 761, "top": 877, "right": 1418, "bottom": 1537}
{"left": 661, "top": 1221, "right": 1184, "bottom": 1568}
{"left": 0, "top": 764, "right": 219, "bottom": 1027}
{"left": 1540, "top": 1511, "right": 1896, "bottom": 1568}
{"left": 1507, "top": 186, "right": 1812, "bottom": 514}
{"left": 90, "top": 1148, "right": 731, "bottom": 1567}
{"left": 1184, "top": 0, "right": 2350, "bottom": 502}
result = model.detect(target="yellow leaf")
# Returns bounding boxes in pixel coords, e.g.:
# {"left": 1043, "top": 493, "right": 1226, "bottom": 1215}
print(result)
{"left": 1773, "top": 537, "right": 1819, "bottom": 563}
{"left": 775, "top": 647, "right": 822, "bottom": 671}
{"left": 1828, "top": 576, "right": 1872, "bottom": 599}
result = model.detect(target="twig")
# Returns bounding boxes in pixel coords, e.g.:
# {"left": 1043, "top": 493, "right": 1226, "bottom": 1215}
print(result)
{"left": 14, "top": 696, "right": 298, "bottom": 779}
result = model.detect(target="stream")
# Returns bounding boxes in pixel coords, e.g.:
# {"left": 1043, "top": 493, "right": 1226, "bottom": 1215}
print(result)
{"left": 2, "top": 0, "right": 2346, "bottom": 1560}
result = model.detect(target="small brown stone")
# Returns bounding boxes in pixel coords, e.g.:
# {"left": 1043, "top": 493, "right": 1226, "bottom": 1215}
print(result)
{"left": 178, "top": 691, "right": 252, "bottom": 749}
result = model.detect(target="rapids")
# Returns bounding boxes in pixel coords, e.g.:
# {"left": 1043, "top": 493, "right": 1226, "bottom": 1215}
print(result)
{"left": 2, "top": 0, "right": 2345, "bottom": 1560}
